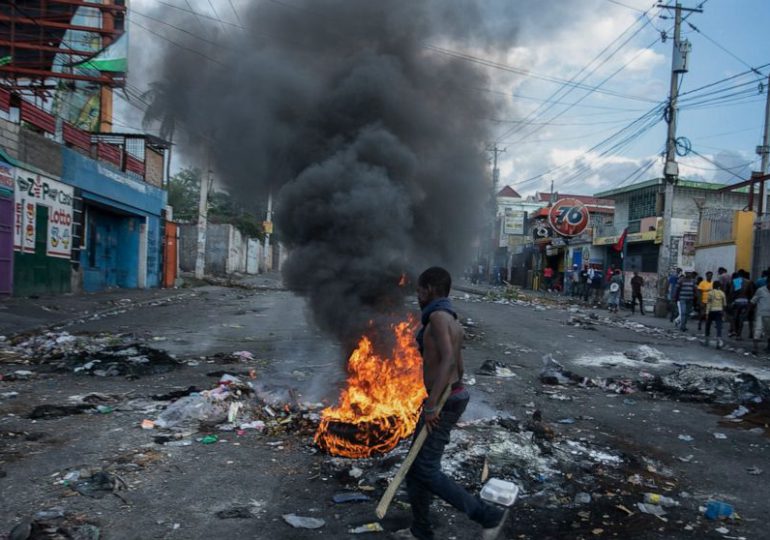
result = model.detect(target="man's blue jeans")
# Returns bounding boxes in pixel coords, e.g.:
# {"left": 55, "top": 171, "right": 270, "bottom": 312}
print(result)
{"left": 678, "top": 300, "right": 693, "bottom": 330}
{"left": 405, "top": 389, "right": 502, "bottom": 539}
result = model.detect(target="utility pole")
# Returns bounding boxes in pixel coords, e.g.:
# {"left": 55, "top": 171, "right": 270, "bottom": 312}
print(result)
{"left": 194, "top": 153, "right": 212, "bottom": 279}
{"left": 654, "top": 2, "right": 700, "bottom": 316}
{"left": 752, "top": 73, "right": 770, "bottom": 277}
{"left": 760, "top": 73, "right": 770, "bottom": 184}
{"left": 263, "top": 191, "right": 273, "bottom": 272}
{"left": 486, "top": 144, "right": 506, "bottom": 283}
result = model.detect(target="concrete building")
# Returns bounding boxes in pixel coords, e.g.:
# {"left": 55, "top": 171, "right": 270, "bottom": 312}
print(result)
{"left": 593, "top": 178, "right": 751, "bottom": 299}
{"left": 0, "top": 96, "right": 171, "bottom": 296}
{"left": 487, "top": 186, "right": 544, "bottom": 285}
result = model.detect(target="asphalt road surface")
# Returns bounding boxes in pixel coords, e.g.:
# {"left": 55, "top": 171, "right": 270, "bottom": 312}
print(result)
{"left": 1, "top": 282, "right": 768, "bottom": 539}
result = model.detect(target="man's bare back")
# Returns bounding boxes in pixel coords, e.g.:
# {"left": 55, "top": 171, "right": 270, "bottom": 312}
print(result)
{"left": 421, "top": 310, "right": 464, "bottom": 396}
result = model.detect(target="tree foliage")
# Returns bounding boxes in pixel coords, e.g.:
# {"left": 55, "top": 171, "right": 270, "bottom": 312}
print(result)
{"left": 167, "top": 167, "right": 265, "bottom": 240}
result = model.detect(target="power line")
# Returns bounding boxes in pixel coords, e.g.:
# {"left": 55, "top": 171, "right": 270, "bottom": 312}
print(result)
{"left": 228, "top": 0, "right": 244, "bottom": 25}
{"left": 131, "top": 9, "right": 228, "bottom": 48}
{"left": 686, "top": 21, "right": 765, "bottom": 77}
{"left": 495, "top": 6, "right": 659, "bottom": 144}
{"left": 604, "top": 0, "right": 648, "bottom": 13}
{"left": 509, "top": 102, "right": 665, "bottom": 188}
{"left": 150, "top": 0, "right": 245, "bottom": 29}
{"left": 424, "top": 44, "right": 659, "bottom": 104}
{"left": 687, "top": 147, "right": 752, "bottom": 182}
{"left": 129, "top": 17, "right": 227, "bottom": 67}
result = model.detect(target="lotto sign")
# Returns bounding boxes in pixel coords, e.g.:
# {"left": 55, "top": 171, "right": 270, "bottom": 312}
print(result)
{"left": 13, "top": 170, "right": 74, "bottom": 258}
{"left": 548, "top": 198, "right": 590, "bottom": 237}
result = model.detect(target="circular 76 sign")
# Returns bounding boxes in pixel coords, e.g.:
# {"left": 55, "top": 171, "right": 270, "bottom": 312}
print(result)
{"left": 548, "top": 198, "right": 590, "bottom": 237}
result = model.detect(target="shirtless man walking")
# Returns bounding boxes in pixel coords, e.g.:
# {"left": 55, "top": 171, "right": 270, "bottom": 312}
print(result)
{"left": 402, "top": 267, "right": 505, "bottom": 540}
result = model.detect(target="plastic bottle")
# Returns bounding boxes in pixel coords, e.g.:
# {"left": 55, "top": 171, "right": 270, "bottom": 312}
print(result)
{"left": 643, "top": 493, "right": 678, "bottom": 507}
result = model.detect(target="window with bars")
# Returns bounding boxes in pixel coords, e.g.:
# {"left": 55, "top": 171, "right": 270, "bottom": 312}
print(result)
{"left": 628, "top": 187, "right": 658, "bottom": 221}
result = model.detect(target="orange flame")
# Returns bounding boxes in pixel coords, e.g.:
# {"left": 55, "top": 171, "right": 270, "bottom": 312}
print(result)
{"left": 398, "top": 273, "right": 408, "bottom": 287}
{"left": 314, "top": 319, "right": 427, "bottom": 458}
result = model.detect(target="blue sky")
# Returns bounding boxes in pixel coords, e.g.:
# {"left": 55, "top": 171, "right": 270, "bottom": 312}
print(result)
{"left": 123, "top": 0, "right": 770, "bottom": 197}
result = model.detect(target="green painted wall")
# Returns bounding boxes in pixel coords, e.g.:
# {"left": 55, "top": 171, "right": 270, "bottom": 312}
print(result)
{"left": 13, "top": 205, "right": 71, "bottom": 297}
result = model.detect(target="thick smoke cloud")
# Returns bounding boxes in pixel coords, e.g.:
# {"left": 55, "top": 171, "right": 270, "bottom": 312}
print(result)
{"left": 144, "top": 1, "right": 502, "bottom": 345}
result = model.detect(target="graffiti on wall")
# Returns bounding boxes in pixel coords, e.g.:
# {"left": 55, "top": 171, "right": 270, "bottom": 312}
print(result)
{"left": 13, "top": 169, "right": 74, "bottom": 258}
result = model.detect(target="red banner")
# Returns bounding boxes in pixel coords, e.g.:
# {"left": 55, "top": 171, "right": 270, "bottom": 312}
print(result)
{"left": 20, "top": 101, "right": 56, "bottom": 134}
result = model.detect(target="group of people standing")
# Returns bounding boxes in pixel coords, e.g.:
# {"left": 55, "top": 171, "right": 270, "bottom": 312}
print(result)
{"left": 669, "top": 266, "right": 770, "bottom": 354}
{"left": 564, "top": 264, "right": 628, "bottom": 309}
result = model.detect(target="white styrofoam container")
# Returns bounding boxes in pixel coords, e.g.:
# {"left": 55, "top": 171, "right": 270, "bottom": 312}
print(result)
{"left": 480, "top": 478, "right": 519, "bottom": 507}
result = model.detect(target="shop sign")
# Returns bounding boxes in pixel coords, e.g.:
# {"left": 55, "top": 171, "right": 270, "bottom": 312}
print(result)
{"left": 13, "top": 169, "right": 74, "bottom": 258}
{"left": 548, "top": 198, "right": 590, "bottom": 237}
{"left": 0, "top": 162, "right": 13, "bottom": 189}
{"left": 503, "top": 209, "right": 526, "bottom": 235}
{"left": 532, "top": 218, "right": 553, "bottom": 241}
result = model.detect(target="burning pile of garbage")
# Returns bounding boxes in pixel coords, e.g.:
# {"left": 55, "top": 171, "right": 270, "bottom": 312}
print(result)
{"left": 314, "top": 320, "right": 426, "bottom": 458}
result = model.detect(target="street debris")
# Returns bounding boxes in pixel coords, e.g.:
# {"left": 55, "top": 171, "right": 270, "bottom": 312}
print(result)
{"left": 704, "top": 500, "right": 735, "bottom": 520}
{"left": 0, "top": 331, "right": 183, "bottom": 378}
{"left": 477, "top": 360, "right": 516, "bottom": 378}
{"left": 215, "top": 500, "right": 265, "bottom": 519}
{"left": 28, "top": 403, "right": 96, "bottom": 419}
{"left": 643, "top": 493, "right": 678, "bottom": 507}
{"left": 349, "top": 522, "right": 384, "bottom": 534}
{"left": 7, "top": 519, "right": 101, "bottom": 540}
{"left": 636, "top": 502, "right": 667, "bottom": 517}
{"left": 623, "top": 345, "right": 665, "bottom": 364}
{"left": 645, "top": 365, "right": 770, "bottom": 404}
{"left": 332, "top": 491, "right": 371, "bottom": 503}
{"left": 70, "top": 470, "right": 128, "bottom": 501}
{"left": 282, "top": 514, "right": 325, "bottom": 529}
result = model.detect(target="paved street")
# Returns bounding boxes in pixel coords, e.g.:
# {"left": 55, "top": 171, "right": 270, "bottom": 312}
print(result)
{"left": 1, "top": 281, "right": 769, "bottom": 539}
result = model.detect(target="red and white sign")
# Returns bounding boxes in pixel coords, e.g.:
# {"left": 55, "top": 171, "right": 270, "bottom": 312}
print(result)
{"left": 0, "top": 162, "right": 13, "bottom": 189}
{"left": 548, "top": 198, "right": 590, "bottom": 237}
{"left": 13, "top": 169, "right": 74, "bottom": 258}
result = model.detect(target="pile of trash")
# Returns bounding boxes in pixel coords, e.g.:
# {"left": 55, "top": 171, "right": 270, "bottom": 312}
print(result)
{"left": 644, "top": 365, "right": 770, "bottom": 404}
{"left": 0, "top": 331, "right": 182, "bottom": 377}
{"left": 144, "top": 373, "right": 320, "bottom": 439}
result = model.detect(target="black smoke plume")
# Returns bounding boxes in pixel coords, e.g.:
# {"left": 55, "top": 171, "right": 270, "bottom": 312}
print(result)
{"left": 141, "top": 0, "right": 503, "bottom": 346}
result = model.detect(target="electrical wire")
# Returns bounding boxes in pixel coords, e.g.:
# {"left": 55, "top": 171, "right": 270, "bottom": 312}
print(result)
{"left": 129, "top": 18, "right": 226, "bottom": 67}
{"left": 686, "top": 21, "right": 765, "bottom": 77}
{"left": 494, "top": 7, "right": 659, "bottom": 143}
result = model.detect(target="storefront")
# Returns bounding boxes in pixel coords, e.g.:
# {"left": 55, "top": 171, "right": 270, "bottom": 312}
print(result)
{"left": 0, "top": 160, "right": 13, "bottom": 296}
{"left": 61, "top": 148, "right": 166, "bottom": 292}
{"left": 10, "top": 163, "right": 75, "bottom": 296}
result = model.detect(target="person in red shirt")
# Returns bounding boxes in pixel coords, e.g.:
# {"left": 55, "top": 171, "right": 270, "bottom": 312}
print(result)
{"left": 543, "top": 266, "right": 554, "bottom": 292}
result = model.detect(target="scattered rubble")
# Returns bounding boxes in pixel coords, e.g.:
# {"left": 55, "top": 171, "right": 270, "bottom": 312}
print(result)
{"left": 283, "top": 514, "right": 325, "bottom": 529}
{"left": 644, "top": 365, "right": 770, "bottom": 404}
{"left": 0, "top": 331, "right": 182, "bottom": 378}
